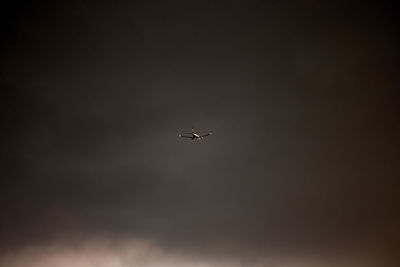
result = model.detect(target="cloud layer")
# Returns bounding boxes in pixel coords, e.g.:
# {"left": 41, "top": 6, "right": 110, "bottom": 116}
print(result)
{"left": 1, "top": 0, "right": 399, "bottom": 266}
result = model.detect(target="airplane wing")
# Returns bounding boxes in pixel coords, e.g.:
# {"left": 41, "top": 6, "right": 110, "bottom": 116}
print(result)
{"left": 179, "top": 134, "right": 192, "bottom": 138}
{"left": 200, "top": 132, "right": 212, "bottom": 138}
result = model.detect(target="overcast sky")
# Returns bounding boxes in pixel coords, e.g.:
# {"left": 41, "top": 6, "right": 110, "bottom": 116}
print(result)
{"left": 1, "top": 0, "right": 400, "bottom": 266}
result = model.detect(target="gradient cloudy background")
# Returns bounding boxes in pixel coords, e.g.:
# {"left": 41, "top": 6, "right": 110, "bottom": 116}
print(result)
{"left": 1, "top": 0, "right": 399, "bottom": 266}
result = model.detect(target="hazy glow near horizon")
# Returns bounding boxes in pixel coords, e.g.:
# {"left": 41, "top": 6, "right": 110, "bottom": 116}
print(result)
{"left": 0, "top": 239, "right": 383, "bottom": 267}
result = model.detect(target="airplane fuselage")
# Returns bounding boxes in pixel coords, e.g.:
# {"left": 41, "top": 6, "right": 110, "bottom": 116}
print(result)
{"left": 178, "top": 128, "right": 211, "bottom": 140}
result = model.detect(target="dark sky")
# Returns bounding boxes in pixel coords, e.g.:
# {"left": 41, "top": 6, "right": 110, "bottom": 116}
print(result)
{"left": 1, "top": 0, "right": 400, "bottom": 266}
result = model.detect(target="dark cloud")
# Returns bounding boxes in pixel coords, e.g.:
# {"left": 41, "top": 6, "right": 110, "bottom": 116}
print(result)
{"left": 1, "top": 0, "right": 399, "bottom": 265}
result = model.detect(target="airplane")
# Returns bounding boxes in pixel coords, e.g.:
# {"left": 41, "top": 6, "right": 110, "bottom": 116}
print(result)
{"left": 178, "top": 127, "right": 212, "bottom": 140}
